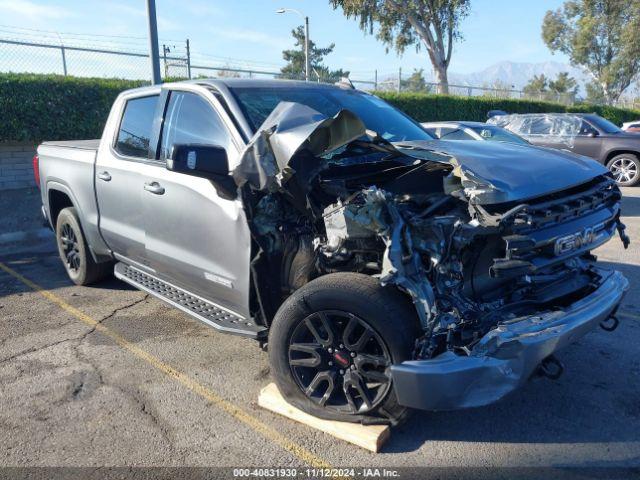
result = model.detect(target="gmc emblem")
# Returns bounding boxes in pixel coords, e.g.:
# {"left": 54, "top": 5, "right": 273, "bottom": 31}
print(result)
{"left": 554, "top": 223, "right": 605, "bottom": 256}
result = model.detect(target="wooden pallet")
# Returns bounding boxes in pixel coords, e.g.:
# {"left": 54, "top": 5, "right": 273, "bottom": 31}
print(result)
{"left": 258, "top": 383, "right": 390, "bottom": 453}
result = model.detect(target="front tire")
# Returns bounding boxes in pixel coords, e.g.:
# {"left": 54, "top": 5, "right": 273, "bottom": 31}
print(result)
{"left": 268, "top": 272, "right": 420, "bottom": 425}
{"left": 55, "top": 207, "right": 111, "bottom": 285}
{"left": 607, "top": 154, "right": 640, "bottom": 186}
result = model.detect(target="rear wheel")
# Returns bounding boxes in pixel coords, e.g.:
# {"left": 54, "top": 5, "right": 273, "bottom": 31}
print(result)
{"left": 607, "top": 154, "right": 640, "bottom": 186}
{"left": 268, "top": 272, "right": 420, "bottom": 425}
{"left": 55, "top": 207, "right": 111, "bottom": 285}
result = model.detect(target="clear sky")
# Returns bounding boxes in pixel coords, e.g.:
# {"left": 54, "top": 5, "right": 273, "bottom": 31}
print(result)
{"left": 0, "top": 0, "right": 569, "bottom": 80}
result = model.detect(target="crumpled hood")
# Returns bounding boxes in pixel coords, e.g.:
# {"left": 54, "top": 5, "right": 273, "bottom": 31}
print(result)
{"left": 233, "top": 102, "right": 365, "bottom": 191}
{"left": 392, "top": 140, "right": 609, "bottom": 204}
{"left": 233, "top": 102, "right": 608, "bottom": 204}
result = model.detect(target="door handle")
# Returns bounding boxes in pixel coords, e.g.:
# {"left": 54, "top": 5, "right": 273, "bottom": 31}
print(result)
{"left": 97, "top": 171, "right": 111, "bottom": 181}
{"left": 144, "top": 182, "right": 165, "bottom": 195}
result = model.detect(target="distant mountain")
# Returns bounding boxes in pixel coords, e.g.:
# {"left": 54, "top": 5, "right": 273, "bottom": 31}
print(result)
{"left": 445, "top": 61, "right": 590, "bottom": 93}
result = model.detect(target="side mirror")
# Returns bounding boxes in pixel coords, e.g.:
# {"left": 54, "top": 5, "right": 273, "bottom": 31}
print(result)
{"left": 167, "top": 144, "right": 237, "bottom": 199}
{"left": 587, "top": 130, "right": 599, "bottom": 138}
{"left": 168, "top": 144, "right": 229, "bottom": 177}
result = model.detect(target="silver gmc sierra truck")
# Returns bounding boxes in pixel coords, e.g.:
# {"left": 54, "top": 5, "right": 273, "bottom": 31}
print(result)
{"left": 36, "top": 79, "right": 629, "bottom": 425}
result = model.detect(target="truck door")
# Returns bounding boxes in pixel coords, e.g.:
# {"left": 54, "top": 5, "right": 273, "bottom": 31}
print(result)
{"left": 523, "top": 115, "right": 559, "bottom": 148}
{"left": 571, "top": 119, "right": 604, "bottom": 160}
{"left": 95, "top": 93, "right": 160, "bottom": 269}
{"left": 140, "top": 87, "right": 252, "bottom": 318}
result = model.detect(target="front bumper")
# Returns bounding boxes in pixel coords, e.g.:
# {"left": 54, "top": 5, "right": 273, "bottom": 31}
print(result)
{"left": 390, "top": 268, "right": 628, "bottom": 411}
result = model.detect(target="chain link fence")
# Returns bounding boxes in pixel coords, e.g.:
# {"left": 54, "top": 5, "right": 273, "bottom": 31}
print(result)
{"left": 1, "top": 27, "right": 637, "bottom": 109}
{"left": 374, "top": 69, "right": 578, "bottom": 105}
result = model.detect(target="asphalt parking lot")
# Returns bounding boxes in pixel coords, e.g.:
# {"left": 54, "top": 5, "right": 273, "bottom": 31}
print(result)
{"left": 1, "top": 187, "right": 640, "bottom": 475}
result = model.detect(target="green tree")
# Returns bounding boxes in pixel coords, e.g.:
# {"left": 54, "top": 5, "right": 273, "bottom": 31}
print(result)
{"left": 523, "top": 74, "right": 549, "bottom": 98}
{"left": 542, "top": 0, "right": 640, "bottom": 104}
{"left": 401, "top": 68, "right": 433, "bottom": 93}
{"left": 330, "top": 0, "right": 470, "bottom": 94}
{"left": 585, "top": 81, "right": 607, "bottom": 104}
{"left": 548, "top": 72, "right": 578, "bottom": 96}
{"left": 280, "top": 26, "right": 348, "bottom": 82}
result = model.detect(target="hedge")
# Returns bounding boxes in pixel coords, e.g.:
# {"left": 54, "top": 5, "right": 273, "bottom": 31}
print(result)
{"left": 375, "top": 91, "right": 640, "bottom": 127}
{"left": 0, "top": 73, "right": 145, "bottom": 142}
{"left": 1, "top": 72, "right": 639, "bottom": 142}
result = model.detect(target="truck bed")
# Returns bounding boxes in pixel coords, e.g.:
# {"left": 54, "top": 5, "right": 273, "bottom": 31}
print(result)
{"left": 41, "top": 139, "right": 101, "bottom": 151}
{"left": 38, "top": 138, "right": 103, "bottom": 256}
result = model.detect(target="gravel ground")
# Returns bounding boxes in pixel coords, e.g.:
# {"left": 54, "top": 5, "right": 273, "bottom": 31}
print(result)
{"left": 0, "top": 187, "right": 639, "bottom": 479}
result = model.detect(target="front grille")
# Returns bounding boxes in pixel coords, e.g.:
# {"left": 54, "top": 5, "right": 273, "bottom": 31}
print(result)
{"left": 488, "top": 176, "right": 622, "bottom": 278}
{"left": 495, "top": 176, "right": 620, "bottom": 232}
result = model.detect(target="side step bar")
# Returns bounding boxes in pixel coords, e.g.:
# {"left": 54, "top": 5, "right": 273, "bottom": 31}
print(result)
{"left": 114, "top": 262, "right": 267, "bottom": 339}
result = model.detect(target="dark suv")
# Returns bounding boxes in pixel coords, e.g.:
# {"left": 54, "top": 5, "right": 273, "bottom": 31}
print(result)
{"left": 488, "top": 113, "right": 640, "bottom": 186}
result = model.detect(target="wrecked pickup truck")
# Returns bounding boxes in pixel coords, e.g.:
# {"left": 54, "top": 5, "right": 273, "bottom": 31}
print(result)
{"left": 36, "top": 79, "right": 629, "bottom": 425}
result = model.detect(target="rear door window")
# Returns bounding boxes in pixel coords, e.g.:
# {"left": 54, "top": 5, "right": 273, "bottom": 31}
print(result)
{"left": 552, "top": 116, "right": 582, "bottom": 137}
{"left": 115, "top": 95, "right": 159, "bottom": 158}
{"left": 528, "top": 116, "right": 554, "bottom": 136}
{"left": 160, "top": 91, "right": 232, "bottom": 160}
{"left": 578, "top": 120, "right": 599, "bottom": 136}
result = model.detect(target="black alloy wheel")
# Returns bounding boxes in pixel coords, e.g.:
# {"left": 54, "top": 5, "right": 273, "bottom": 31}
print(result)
{"left": 269, "top": 272, "right": 419, "bottom": 425}
{"left": 55, "top": 207, "right": 112, "bottom": 286}
{"left": 288, "top": 310, "right": 393, "bottom": 414}
{"left": 59, "top": 222, "right": 82, "bottom": 273}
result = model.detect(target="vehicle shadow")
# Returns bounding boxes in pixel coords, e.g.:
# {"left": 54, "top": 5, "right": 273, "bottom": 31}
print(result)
{"left": 0, "top": 251, "right": 134, "bottom": 300}
{"left": 384, "top": 260, "right": 640, "bottom": 453}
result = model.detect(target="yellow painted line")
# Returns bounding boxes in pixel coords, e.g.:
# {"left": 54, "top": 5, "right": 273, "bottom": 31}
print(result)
{"left": 0, "top": 261, "right": 334, "bottom": 469}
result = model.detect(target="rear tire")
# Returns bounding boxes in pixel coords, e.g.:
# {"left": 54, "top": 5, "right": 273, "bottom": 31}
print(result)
{"left": 607, "top": 154, "right": 640, "bottom": 186}
{"left": 268, "top": 272, "right": 420, "bottom": 425}
{"left": 55, "top": 207, "right": 111, "bottom": 285}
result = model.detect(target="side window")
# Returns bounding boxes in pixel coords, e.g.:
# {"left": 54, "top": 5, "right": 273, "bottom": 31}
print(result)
{"left": 579, "top": 120, "right": 597, "bottom": 135}
{"left": 115, "top": 95, "right": 159, "bottom": 158}
{"left": 160, "top": 91, "right": 232, "bottom": 160}
{"left": 503, "top": 117, "right": 530, "bottom": 135}
{"left": 529, "top": 116, "right": 554, "bottom": 136}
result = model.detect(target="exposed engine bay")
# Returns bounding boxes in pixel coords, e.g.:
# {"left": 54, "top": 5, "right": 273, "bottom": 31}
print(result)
{"left": 233, "top": 102, "right": 630, "bottom": 361}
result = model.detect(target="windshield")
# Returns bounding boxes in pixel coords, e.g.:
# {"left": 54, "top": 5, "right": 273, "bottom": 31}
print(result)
{"left": 229, "top": 86, "right": 433, "bottom": 143}
{"left": 469, "top": 125, "right": 529, "bottom": 144}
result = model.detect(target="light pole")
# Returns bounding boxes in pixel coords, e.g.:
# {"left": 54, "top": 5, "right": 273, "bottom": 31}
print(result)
{"left": 145, "top": 0, "right": 161, "bottom": 84}
{"left": 276, "top": 7, "right": 309, "bottom": 82}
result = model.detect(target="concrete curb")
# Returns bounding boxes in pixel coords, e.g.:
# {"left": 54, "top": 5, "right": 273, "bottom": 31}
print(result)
{"left": 0, "top": 228, "right": 53, "bottom": 245}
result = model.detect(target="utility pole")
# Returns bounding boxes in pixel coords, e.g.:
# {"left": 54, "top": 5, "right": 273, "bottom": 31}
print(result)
{"left": 304, "top": 15, "right": 310, "bottom": 82}
{"left": 145, "top": 0, "right": 161, "bottom": 84}
{"left": 185, "top": 39, "right": 191, "bottom": 79}
{"left": 374, "top": 69, "right": 377, "bottom": 90}
{"left": 397, "top": 67, "right": 402, "bottom": 93}
{"left": 162, "top": 44, "right": 169, "bottom": 78}
{"left": 60, "top": 46, "right": 68, "bottom": 76}
{"left": 276, "top": 8, "right": 310, "bottom": 82}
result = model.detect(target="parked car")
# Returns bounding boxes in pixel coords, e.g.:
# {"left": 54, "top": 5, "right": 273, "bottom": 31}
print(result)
{"left": 488, "top": 112, "right": 640, "bottom": 186}
{"left": 421, "top": 121, "right": 529, "bottom": 145}
{"left": 622, "top": 121, "right": 640, "bottom": 133}
{"left": 35, "top": 79, "right": 629, "bottom": 424}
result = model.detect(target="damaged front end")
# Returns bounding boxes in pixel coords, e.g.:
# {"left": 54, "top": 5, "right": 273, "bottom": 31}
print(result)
{"left": 234, "top": 101, "right": 629, "bottom": 411}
